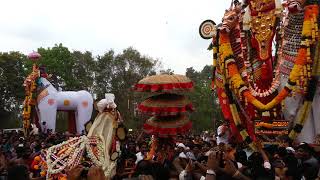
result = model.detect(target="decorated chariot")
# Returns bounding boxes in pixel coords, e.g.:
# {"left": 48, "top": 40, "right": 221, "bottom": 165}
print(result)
{"left": 199, "top": 0, "right": 320, "bottom": 146}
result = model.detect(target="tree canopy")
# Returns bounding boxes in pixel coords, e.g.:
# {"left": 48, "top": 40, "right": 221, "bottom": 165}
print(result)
{"left": 0, "top": 44, "right": 222, "bottom": 132}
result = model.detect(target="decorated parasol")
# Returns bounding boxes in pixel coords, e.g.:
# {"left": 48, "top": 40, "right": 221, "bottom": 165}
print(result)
{"left": 143, "top": 115, "right": 192, "bottom": 137}
{"left": 135, "top": 74, "right": 194, "bottom": 158}
{"left": 138, "top": 93, "right": 194, "bottom": 116}
{"left": 134, "top": 74, "right": 193, "bottom": 93}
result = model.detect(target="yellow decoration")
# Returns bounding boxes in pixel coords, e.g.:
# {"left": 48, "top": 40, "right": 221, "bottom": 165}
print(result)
{"left": 40, "top": 171, "right": 46, "bottom": 177}
{"left": 34, "top": 156, "right": 41, "bottom": 162}
{"left": 64, "top": 100, "right": 70, "bottom": 106}
{"left": 22, "top": 64, "right": 40, "bottom": 135}
{"left": 289, "top": 65, "right": 303, "bottom": 83}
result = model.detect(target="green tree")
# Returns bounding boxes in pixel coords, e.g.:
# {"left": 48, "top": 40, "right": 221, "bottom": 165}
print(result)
{"left": 0, "top": 52, "right": 27, "bottom": 128}
{"left": 94, "top": 50, "right": 115, "bottom": 99}
{"left": 32, "top": 44, "right": 75, "bottom": 90}
{"left": 186, "top": 65, "right": 223, "bottom": 133}
{"left": 71, "top": 51, "right": 95, "bottom": 92}
{"left": 160, "top": 68, "right": 174, "bottom": 75}
{"left": 110, "top": 47, "right": 158, "bottom": 129}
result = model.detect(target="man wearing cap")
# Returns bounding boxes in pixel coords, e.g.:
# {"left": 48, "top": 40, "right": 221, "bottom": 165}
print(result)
{"left": 176, "top": 143, "right": 187, "bottom": 159}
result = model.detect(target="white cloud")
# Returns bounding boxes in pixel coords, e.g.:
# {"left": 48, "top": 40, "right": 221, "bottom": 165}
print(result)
{"left": 0, "top": 0, "right": 230, "bottom": 74}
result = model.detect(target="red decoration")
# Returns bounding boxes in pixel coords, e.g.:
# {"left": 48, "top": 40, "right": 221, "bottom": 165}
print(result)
{"left": 138, "top": 103, "right": 194, "bottom": 116}
{"left": 82, "top": 101, "right": 88, "bottom": 108}
{"left": 134, "top": 82, "right": 193, "bottom": 92}
{"left": 143, "top": 121, "right": 192, "bottom": 138}
{"left": 48, "top": 99, "right": 55, "bottom": 106}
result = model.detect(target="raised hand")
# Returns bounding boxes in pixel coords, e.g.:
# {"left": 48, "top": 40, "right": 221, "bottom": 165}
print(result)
{"left": 207, "top": 151, "right": 220, "bottom": 171}
{"left": 185, "top": 159, "right": 194, "bottom": 173}
{"left": 67, "top": 165, "right": 83, "bottom": 180}
{"left": 87, "top": 166, "right": 107, "bottom": 180}
{"left": 221, "top": 160, "right": 237, "bottom": 176}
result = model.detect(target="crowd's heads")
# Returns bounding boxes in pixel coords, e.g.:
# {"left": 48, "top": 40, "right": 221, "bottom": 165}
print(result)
{"left": 177, "top": 143, "right": 186, "bottom": 152}
{"left": 139, "top": 142, "right": 148, "bottom": 153}
{"left": 202, "top": 142, "right": 210, "bottom": 153}
{"left": 19, "top": 137, "right": 25, "bottom": 143}
{"left": 7, "top": 164, "right": 30, "bottom": 180}
{"left": 296, "top": 142, "right": 314, "bottom": 159}
{"left": 127, "top": 141, "right": 136, "bottom": 152}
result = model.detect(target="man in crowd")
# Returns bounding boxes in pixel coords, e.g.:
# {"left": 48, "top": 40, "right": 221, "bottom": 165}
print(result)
{"left": 136, "top": 142, "right": 148, "bottom": 164}
{"left": 296, "top": 142, "right": 320, "bottom": 179}
{"left": 217, "top": 122, "right": 230, "bottom": 145}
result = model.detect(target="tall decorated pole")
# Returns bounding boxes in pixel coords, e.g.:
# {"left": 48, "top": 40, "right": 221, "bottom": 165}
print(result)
{"left": 22, "top": 51, "right": 41, "bottom": 136}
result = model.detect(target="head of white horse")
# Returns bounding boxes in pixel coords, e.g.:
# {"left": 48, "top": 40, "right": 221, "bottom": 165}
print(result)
{"left": 37, "top": 77, "right": 57, "bottom": 94}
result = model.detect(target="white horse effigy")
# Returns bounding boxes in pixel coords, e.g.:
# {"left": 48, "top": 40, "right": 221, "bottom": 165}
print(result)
{"left": 36, "top": 77, "right": 93, "bottom": 134}
{"left": 23, "top": 52, "right": 94, "bottom": 135}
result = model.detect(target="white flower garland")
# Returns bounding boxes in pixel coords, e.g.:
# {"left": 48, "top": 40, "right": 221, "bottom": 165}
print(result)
{"left": 46, "top": 136, "right": 84, "bottom": 175}
{"left": 85, "top": 137, "right": 105, "bottom": 167}
{"left": 46, "top": 136, "right": 107, "bottom": 176}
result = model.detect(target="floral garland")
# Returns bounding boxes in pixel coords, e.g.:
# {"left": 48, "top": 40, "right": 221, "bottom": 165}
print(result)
{"left": 31, "top": 155, "right": 48, "bottom": 177}
{"left": 22, "top": 64, "right": 39, "bottom": 134}
{"left": 46, "top": 136, "right": 84, "bottom": 175}
{"left": 45, "top": 136, "right": 106, "bottom": 179}
{"left": 216, "top": 33, "right": 254, "bottom": 149}
{"left": 289, "top": 17, "right": 320, "bottom": 140}
{"left": 146, "top": 136, "right": 157, "bottom": 160}
{"left": 216, "top": 3, "right": 319, "bottom": 145}
{"left": 221, "top": 4, "right": 319, "bottom": 112}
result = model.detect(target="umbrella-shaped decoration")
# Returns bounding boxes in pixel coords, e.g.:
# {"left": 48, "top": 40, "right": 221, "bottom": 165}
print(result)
{"left": 143, "top": 115, "right": 192, "bottom": 137}
{"left": 138, "top": 93, "right": 194, "bottom": 116}
{"left": 28, "top": 51, "right": 41, "bottom": 62}
{"left": 135, "top": 74, "right": 194, "bottom": 139}
{"left": 134, "top": 74, "right": 193, "bottom": 93}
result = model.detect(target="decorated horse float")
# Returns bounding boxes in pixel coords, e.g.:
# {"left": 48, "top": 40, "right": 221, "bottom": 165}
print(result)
{"left": 199, "top": 0, "right": 319, "bottom": 146}
{"left": 22, "top": 51, "right": 93, "bottom": 135}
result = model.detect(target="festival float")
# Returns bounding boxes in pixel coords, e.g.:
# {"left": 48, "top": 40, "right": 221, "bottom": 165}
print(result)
{"left": 22, "top": 52, "right": 93, "bottom": 135}
{"left": 199, "top": 0, "right": 319, "bottom": 146}
{"left": 134, "top": 74, "right": 194, "bottom": 157}
{"left": 32, "top": 94, "right": 126, "bottom": 179}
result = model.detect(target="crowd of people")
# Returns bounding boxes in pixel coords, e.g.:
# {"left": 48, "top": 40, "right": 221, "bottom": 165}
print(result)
{"left": 0, "top": 124, "right": 320, "bottom": 180}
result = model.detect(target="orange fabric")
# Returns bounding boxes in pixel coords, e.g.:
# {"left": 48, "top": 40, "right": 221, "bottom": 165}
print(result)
{"left": 305, "top": 5, "right": 319, "bottom": 21}
{"left": 243, "top": 91, "right": 255, "bottom": 103}
{"left": 228, "top": 64, "right": 239, "bottom": 76}
{"left": 275, "top": 88, "right": 289, "bottom": 101}
{"left": 220, "top": 33, "right": 231, "bottom": 44}
{"left": 295, "top": 48, "right": 307, "bottom": 65}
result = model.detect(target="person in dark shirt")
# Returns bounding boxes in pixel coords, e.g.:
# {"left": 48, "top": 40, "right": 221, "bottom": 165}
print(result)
{"left": 296, "top": 143, "right": 320, "bottom": 180}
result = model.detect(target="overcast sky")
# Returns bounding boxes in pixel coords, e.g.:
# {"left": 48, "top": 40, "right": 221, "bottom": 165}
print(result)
{"left": 0, "top": 0, "right": 230, "bottom": 74}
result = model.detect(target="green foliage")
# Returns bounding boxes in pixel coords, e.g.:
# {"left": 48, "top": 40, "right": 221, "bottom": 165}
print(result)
{"left": 36, "top": 44, "right": 74, "bottom": 90}
{"left": 186, "top": 65, "right": 223, "bottom": 132}
{"left": 0, "top": 52, "right": 27, "bottom": 128}
{"left": 94, "top": 50, "right": 115, "bottom": 99}
{"left": 110, "top": 47, "right": 159, "bottom": 128}
{"left": 160, "top": 68, "right": 174, "bottom": 75}
{"left": 70, "top": 51, "right": 95, "bottom": 92}
{"left": 0, "top": 45, "right": 221, "bottom": 133}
